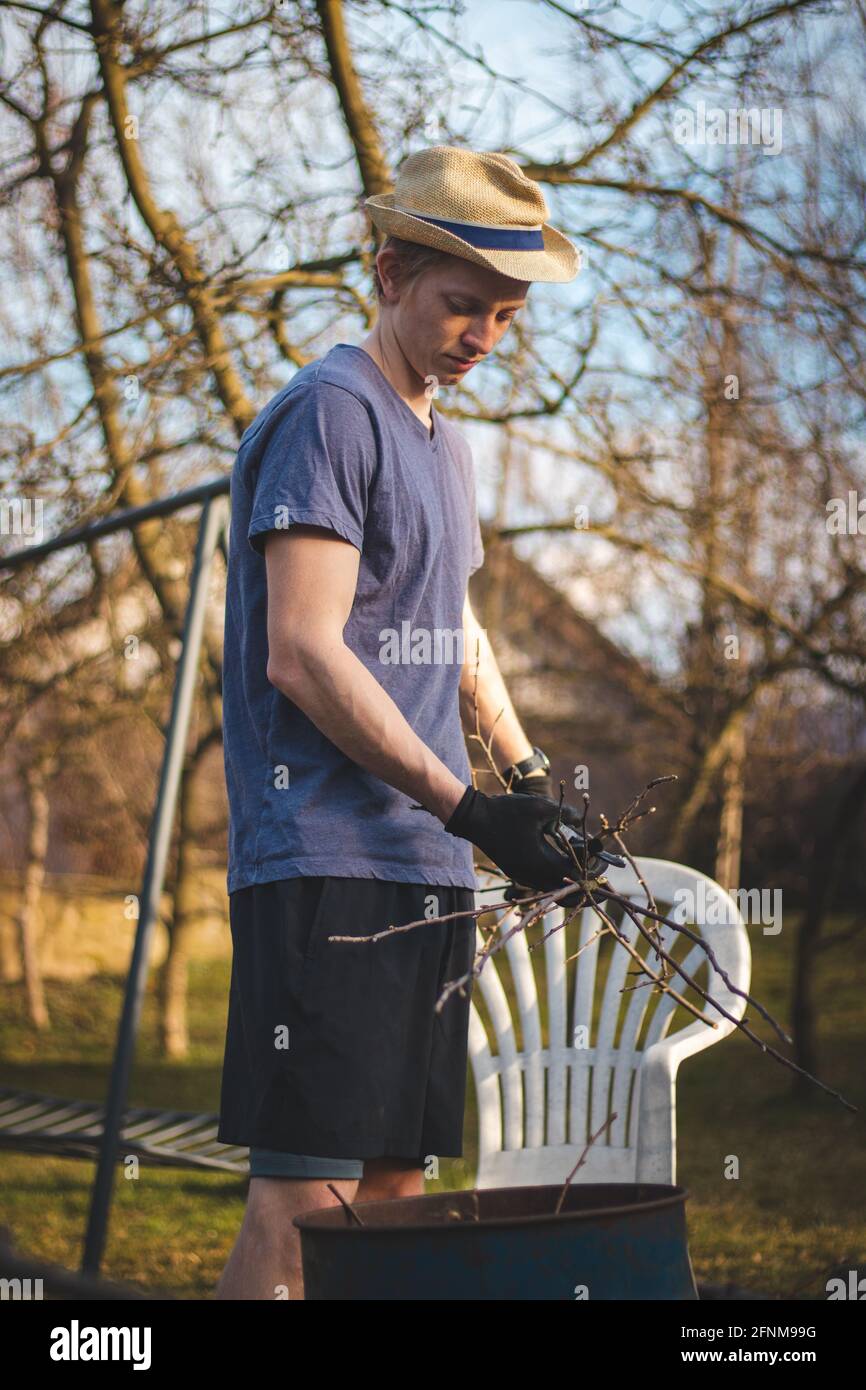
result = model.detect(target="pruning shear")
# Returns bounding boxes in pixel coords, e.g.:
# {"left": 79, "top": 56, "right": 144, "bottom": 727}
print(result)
{"left": 503, "top": 820, "right": 626, "bottom": 904}
{"left": 544, "top": 821, "right": 626, "bottom": 873}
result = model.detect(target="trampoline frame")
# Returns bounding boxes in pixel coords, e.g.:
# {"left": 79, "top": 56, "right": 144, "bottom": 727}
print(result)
{"left": 1, "top": 477, "right": 232, "bottom": 1275}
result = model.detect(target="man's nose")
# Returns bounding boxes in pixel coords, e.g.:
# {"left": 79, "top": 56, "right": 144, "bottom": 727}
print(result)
{"left": 461, "top": 317, "right": 499, "bottom": 356}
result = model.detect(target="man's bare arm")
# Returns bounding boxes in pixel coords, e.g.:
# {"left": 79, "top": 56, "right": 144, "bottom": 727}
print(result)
{"left": 459, "top": 593, "right": 545, "bottom": 787}
{"left": 264, "top": 525, "right": 465, "bottom": 823}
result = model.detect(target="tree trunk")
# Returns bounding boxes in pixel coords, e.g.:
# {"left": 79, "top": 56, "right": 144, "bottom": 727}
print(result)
{"left": 17, "top": 758, "right": 54, "bottom": 1029}
{"left": 315, "top": 0, "right": 392, "bottom": 199}
{"left": 715, "top": 719, "right": 746, "bottom": 891}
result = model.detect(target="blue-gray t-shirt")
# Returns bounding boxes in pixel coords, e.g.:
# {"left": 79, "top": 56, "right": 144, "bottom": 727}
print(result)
{"left": 222, "top": 343, "right": 484, "bottom": 893}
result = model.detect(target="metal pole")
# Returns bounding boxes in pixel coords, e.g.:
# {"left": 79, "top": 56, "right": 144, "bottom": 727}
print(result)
{"left": 81, "top": 493, "right": 228, "bottom": 1275}
{"left": 0, "top": 475, "right": 230, "bottom": 573}
{"left": 217, "top": 512, "right": 230, "bottom": 566}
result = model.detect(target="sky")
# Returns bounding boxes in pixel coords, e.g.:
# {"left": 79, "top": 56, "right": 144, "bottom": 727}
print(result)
{"left": 1, "top": 0, "right": 858, "bottom": 680}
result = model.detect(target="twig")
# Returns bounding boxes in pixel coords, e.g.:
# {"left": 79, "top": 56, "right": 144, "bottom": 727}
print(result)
{"left": 603, "top": 896, "right": 855, "bottom": 1110}
{"left": 326, "top": 1183, "right": 365, "bottom": 1227}
{"left": 607, "top": 890, "right": 792, "bottom": 1045}
{"left": 554, "top": 1113, "right": 618, "bottom": 1216}
{"left": 585, "top": 892, "right": 716, "bottom": 1027}
{"left": 328, "top": 893, "right": 526, "bottom": 944}
{"left": 362, "top": 679, "right": 856, "bottom": 1113}
{"left": 435, "top": 891, "right": 557, "bottom": 1011}
{"left": 466, "top": 635, "right": 509, "bottom": 791}
{"left": 610, "top": 827, "right": 656, "bottom": 909}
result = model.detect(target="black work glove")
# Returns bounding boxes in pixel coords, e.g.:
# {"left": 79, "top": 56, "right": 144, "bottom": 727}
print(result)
{"left": 513, "top": 771, "right": 553, "bottom": 800}
{"left": 444, "top": 786, "right": 624, "bottom": 896}
{"left": 503, "top": 822, "right": 626, "bottom": 908}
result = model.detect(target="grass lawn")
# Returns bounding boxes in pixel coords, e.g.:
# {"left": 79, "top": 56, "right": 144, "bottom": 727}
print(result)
{"left": 0, "top": 901, "right": 863, "bottom": 1300}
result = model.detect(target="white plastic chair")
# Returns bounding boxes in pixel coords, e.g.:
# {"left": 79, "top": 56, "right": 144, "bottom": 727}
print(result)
{"left": 467, "top": 857, "right": 751, "bottom": 1189}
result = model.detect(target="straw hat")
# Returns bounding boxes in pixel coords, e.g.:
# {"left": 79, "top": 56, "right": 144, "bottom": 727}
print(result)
{"left": 364, "top": 145, "right": 582, "bottom": 284}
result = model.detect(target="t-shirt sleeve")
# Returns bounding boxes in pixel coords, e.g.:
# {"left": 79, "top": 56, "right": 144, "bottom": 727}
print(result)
{"left": 246, "top": 382, "right": 376, "bottom": 557}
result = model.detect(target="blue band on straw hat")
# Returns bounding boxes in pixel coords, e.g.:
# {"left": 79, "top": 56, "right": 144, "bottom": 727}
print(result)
{"left": 400, "top": 210, "right": 545, "bottom": 251}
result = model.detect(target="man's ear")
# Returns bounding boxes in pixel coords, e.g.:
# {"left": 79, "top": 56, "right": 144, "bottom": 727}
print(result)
{"left": 376, "top": 246, "right": 402, "bottom": 302}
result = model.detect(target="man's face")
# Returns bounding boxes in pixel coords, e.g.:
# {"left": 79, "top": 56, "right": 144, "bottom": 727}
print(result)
{"left": 382, "top": 254, "right": 529, "bottom": 387}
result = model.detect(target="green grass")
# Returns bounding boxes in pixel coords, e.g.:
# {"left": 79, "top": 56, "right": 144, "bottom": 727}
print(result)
{"left": 0, "top": 910, "right": 863, "bottom": 1300}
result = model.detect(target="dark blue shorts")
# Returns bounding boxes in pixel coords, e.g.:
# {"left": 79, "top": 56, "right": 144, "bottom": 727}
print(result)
{"left": 217, "top": 876, "right": 477, "bottom": 1176}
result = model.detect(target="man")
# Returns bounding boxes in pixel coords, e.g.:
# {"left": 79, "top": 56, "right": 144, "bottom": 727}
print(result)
{"left": 215, "top": 145, "right": 589, "bottom": 1300}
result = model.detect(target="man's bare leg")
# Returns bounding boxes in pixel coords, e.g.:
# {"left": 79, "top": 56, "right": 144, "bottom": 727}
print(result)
{"left": 215, "top": 1174, "right": 359, "bottom": 1300}
{"left": 356, "top": 1155, "right": 425, "bottom": 1202}
{"left": 214, "top": 1158, "right": 423, "bottom": 1299}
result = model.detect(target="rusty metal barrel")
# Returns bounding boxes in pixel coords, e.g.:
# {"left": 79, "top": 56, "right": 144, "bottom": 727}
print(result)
{"left": 294, "top": 1182, "right": 699, "bottom": 1300}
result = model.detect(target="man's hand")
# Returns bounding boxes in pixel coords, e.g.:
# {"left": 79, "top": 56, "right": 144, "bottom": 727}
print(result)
{"left": 444, "top": 786, "right": 603, "bottom": 893}
{"left": 500, "top": 816, "right": 626, "bottom": 907}
{"left": 514, "top": 769, "right": 553, "bottom": 799}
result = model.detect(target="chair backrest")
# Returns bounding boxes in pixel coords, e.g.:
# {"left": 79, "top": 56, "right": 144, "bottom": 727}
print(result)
{"left": 467, "top": 857, "right": 751, "bottom": 1189}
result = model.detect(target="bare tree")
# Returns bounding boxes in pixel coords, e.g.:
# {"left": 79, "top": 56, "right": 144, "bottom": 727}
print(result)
{"left": 0, "top": 0, "right": 862, "bottom": 1074}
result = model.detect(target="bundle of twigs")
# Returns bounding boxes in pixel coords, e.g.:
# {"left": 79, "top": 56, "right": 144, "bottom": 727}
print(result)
{"left": 331, "top": 773, "right": 855, "bottom": 1113}
{"left": 332, "top": 640, "right": 855, "bottom": 1112}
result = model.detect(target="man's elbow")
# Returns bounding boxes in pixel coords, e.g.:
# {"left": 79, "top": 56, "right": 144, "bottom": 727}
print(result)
{"left": 266, "top": 657, "right": 295, "bottom": 697}
{"left": 266, "top": 633, "right": 341, "bottom": 696}
{"left": 266, "top": 641, "right": 314, "bottom": 696}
